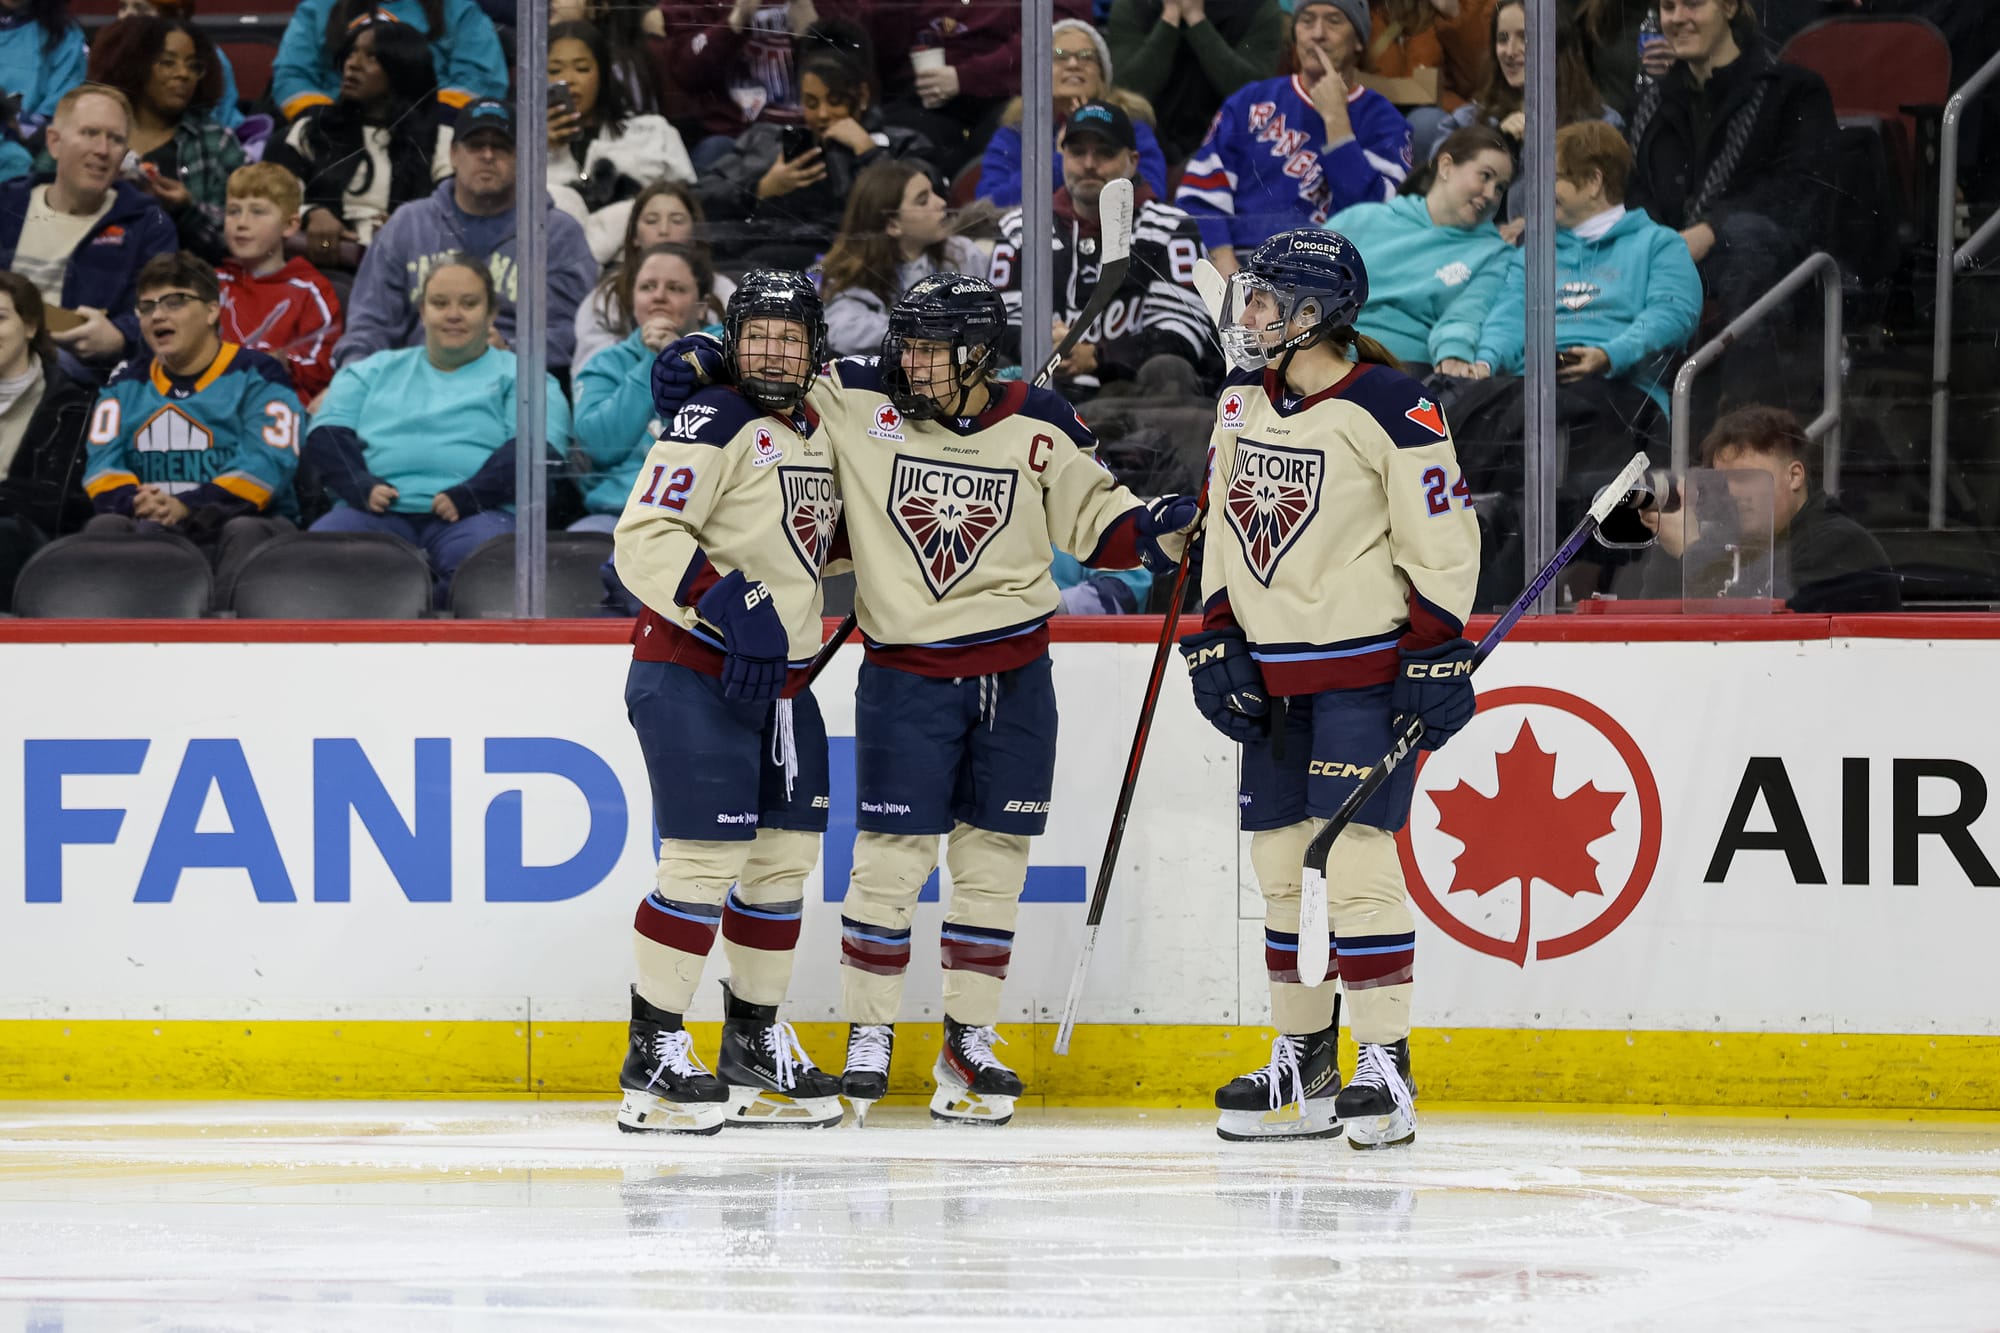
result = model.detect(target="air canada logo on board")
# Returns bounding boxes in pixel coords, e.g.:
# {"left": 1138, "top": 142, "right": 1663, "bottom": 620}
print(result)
{"left": 1224, "top": 438, "right": 1321, "bottom": 586}
{"left": 1397, "top": 687, "right": 1662, "bottom": 967}
{"left": 779, "top": 466, "right": 839, "bottom": 572}
{"left": 887, "top": 454, "right": 1016, "bottom": 598}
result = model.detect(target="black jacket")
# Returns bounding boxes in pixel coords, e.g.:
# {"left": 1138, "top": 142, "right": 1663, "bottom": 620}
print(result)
{"left": 698, "top": 116, "right": 935, "bottom": 262}
{"left": 1626, "top": 44, "right": 1839, "bottom": 253}
{"left": 1641, "top": 490, "right": 1900, "bottom": 612}
{"left": 0, "top": 366, "right": 93, "bottom": 538}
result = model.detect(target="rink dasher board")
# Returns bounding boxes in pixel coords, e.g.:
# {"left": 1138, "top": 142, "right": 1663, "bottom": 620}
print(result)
{"left": 1, "top": 615, "right": 1998, "bottom": 1110}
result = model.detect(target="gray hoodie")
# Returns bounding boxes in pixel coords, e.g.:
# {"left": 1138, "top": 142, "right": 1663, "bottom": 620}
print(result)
{"left": 333, "top": 181, "right": 597, "bottom": 372}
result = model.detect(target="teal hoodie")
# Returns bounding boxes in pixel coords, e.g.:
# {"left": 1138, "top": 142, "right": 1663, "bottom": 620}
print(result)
{"left": 1325, "top": 194, "right": 1513, "bottom": 367}
{"left": 1471, "top": 206, "right": 1702, "bottom": 410}
{"left": 572, "top": 328, "right": 660, "bottom": 516}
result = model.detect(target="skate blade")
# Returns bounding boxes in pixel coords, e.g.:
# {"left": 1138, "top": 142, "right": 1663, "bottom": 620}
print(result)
{"left": 928, "top": 1084, "right": 1014, "bottom": 1126}
{"left": 1343, "top": 1108, "right": 1416, "bottom": 1150}
{"left": 845, "top": 1096, "right": 880, "bottom": 1127}
{"left": 617, "top": 1089, "right": 726, "bottom": 1135}
{"left": 1215, "top": 1100, "right": 1343, "bottom": 1143}
{"left": 723, "top": 1085, "right": 845, "bottom": 1128}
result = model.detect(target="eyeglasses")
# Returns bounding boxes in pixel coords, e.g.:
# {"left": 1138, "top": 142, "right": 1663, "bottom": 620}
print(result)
{"left": 153, "top": 54, "right": 207, "bottom": 78}
{"left": 136, "top": 292, "right": 204, "bottom": 317}
{"left": 1053, "top": 49, "right": 1100, "bottom": 65}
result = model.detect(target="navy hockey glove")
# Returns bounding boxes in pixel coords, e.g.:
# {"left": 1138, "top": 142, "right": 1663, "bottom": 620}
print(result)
{"left": 1391, "top": 638, "right": 1477, "bottom": 750}
{"left": 1179, "top": 628, "right": 1269, "bottom": 743}
{"left": 650, "top": 332, "right": 726, "bottom": 419}
{"left": 696, "top": 570, "right": 789, "bottom": 703}
{"left": 1134, "top": 494, "right": 1201, "bottom": 575}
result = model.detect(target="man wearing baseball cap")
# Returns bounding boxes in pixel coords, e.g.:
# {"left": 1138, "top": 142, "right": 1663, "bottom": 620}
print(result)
{"left": 1174, "top": 0, "right": 1410, "bottom": 276}
{"left": 334, "top": 98, "right": 598, "bottom": 375}
{"left": 990, "top": 99, "right": 1219, "bottom": 404}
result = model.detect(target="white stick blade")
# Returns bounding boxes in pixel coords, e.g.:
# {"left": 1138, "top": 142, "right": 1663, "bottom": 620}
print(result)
{"left": 1052, "top": 925, "right": 1100, "bottom": 1055}
{"left": 1297, "top": 868, "right": 1331, "bottom": 986}
{"left": 1098, "top": 178, "right": 1134, "bottom": 264}
{"left": 1192, "top": 258, "right": 1227, "bottom": 325}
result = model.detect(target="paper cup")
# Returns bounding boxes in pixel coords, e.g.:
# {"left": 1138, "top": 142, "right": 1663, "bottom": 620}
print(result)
{"left": 910, "top": 47, "right": 945, "bottom": 72}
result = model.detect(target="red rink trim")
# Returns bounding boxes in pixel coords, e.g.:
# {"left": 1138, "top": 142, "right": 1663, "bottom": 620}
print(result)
{"left": 3, "top": 614, "right": 1999, "bottom": 645}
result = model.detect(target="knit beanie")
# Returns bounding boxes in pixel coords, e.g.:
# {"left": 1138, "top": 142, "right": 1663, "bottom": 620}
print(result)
{"left": 1052, "top": 18, "right": 1114, "bottom": 86}
{"left": 1292, "top": 0, "right": 1372, "bottom": 47}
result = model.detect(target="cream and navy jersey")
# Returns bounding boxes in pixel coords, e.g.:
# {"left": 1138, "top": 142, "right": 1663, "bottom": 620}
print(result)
{"left": 613, "top": 383, "right": 839, "bottom": 696}
{"left": 82, "top": 343, "right": 303, "bottom": 520}
{"left": 810, "top": 357, "right": 1150, "bottom": 677}
{"left": 1198, "top": 362, "right": 1479, "bottom": 695}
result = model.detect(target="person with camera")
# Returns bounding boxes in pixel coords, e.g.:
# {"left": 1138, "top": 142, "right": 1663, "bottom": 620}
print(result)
{"left": 544, "top": 20, "right": 693, "bottom": 259}
{"left": 696, "top": 36, "right": 934, "bottom": 269}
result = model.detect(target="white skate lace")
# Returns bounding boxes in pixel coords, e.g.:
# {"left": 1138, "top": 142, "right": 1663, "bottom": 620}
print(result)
{"left": 770, "top": 699, "right": 799, "bottom": 801}
{"left": 761, "top": 1020, "right": 816, "bottom": 1092}
{"left": 644, "top": 1029, "right": 711, "bottom": 1090}
{"left": 847, "top": 1024, "right": 893, "bottom": 1075}
{"left": 1353, "top": 1043, "right": 1415, "bottom": 1114}
{"left": 957, "top": 1024, "right": 1010, "bottom": 1072}
{"left": 1246, "top": 1035, "right": 1306, "bottom": 1111}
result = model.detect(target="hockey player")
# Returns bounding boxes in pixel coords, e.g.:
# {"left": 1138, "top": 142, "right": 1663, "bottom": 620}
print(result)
{"left": 652, "top": 275, "right": 1197, "bottom": 1126}
{"left": 610, "top": 270, "right": 847, "bottom": 1134}
{"left": 989, "top": 101, "right": 1221, "bottom": 398}
{"left": 1184, "top": 230, "right": 1477, "bottom": 1147}
{"left": 1174, "top": 0, "right": 1410, "bottom": 276}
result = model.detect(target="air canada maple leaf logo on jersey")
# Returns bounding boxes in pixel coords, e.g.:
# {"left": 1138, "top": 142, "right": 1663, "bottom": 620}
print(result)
{"left": 778, "top": 467, "right": 840, "bottom": 573}
{"left": 1224, "top": 439, "right": 1322, "bottom": 586}
{"left": 750, "top": 427, "right": 782, "bottom": 467}
{"left": 869, "top": 403, "right": 905, "bottom": 440}
{"left": 1220, "top": 392, "right": 1246, "bottom": 429}
{"left": 887, "top": 454, "right": 1017, "bottom": 598}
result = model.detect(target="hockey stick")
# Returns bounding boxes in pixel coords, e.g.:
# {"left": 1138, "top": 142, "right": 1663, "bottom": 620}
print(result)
{"left": 1292, "top": 451, "right": 1653, "bottom": 986}
{"left": 800, "top": 179, "right": 1140, "bottom": 691}
{"left": 1192, "top": 256, "right": 1228, "bottom": 326}
{"left": 1053, "top": 501, "right": 1205, "bottom": 1056}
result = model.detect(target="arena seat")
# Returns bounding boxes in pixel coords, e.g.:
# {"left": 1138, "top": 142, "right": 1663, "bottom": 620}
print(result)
{"left": 229, "top": 531, "right": 433, "bottom": 619}
{"left": 448, "top": 531, "right": 616, "bottom": 619}
{"left": 13, "top": 532, "right": 212, "bottom": 619}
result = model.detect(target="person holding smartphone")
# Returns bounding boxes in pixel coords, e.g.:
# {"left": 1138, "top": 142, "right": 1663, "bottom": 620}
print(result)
{"left": 696, "top": 31, "right": 936, "bottom": 269}
{"left": 544, "top": 20, "right": 693, "bottom": 255}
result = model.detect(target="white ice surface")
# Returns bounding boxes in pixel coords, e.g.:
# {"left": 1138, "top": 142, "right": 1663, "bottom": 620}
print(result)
{"left": 2, "top": 1103, "right": 1998, "bottom": 1332}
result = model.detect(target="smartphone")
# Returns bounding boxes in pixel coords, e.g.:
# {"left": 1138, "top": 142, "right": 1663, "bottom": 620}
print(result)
{"left": 547, "top": 79, "right": 575, "bottom": 120}
{"left": 780, "top": 125, "right": 816, "bottom": 161}
{"left": 1558, "top": 347, "right": 1584, "bottom": 367}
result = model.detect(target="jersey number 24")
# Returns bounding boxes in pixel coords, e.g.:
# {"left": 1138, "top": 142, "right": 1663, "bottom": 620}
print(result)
{"left": 1422, "top": 466, "right": 1473, "bottom": 516}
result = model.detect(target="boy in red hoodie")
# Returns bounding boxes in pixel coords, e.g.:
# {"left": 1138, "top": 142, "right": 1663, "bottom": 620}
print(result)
{"left": 216, "top": 163, "right": 342, "bottom": 403}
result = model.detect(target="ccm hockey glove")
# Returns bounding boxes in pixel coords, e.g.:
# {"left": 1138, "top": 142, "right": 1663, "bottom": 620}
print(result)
{"left": 650, "top": 332, "right": 726, "bottom": 419}
{"left": 1179, "top": 628, "right": 1269, "bottom": 743}
{"left": 1134, "top": 494, "right": 1201, "bottom": 575}
{"left": 1391, "top": 638, "right": 1477, "bottom": 749}
{"left": 696, "top": 570, "right": 789, "bottom": 703}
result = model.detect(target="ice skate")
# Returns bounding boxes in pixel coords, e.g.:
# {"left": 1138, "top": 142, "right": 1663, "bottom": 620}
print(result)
{"left": 930, "top": 1017, "right": 1023, "bottom": 1125}
{"left": 617, "top": 987, "right": 729, "bottom": 1135}
{"left": 1337, "top": 1038, "right": 1416, "bottom": 1149}
{"left": 715, "top": 982, "right": 845, "bottom": 1128}
{"left": 1214, "top": 1027, "right": 1343, "bottom": 1142}
{"left": 841, "top": 1023, "right": 894, "bottom": 1126}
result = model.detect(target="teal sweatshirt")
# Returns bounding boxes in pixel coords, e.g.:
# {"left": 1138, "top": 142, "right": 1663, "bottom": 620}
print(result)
{"left": 571, "top": 327, "right": 659, "bottom": 516}
{"left": 1325, "top": 194, "right": 1514, "bottom": 367}
{"left": 1471, "top": 206, "right": 1703, "bottom": 411}
{"left": 0, "top": 17, "right": 85, "bottom": 133}
{"left": 310, "top": 344, "right": 571, "bottom": 512}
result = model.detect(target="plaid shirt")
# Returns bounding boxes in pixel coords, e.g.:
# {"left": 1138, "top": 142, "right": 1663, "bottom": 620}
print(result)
{"left": 156, "top": 117, "right": 247, "bottom": 262}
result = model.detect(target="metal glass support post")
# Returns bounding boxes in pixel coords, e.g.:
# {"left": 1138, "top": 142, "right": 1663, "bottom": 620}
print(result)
{"left": 1671, "top": 252, "right": 1844, "bottom": 488}
{"left": 1521, "top": 0, "right": 1557, "bottom": 610}
{"left": 1021, "top": 0, "right": 1055, "bottom": 381}
{"left": 512, "top": 0, "right": 549, "bottom": 617}
{"left": 1932, "top": 50, "right": 2000, "bottom": 531}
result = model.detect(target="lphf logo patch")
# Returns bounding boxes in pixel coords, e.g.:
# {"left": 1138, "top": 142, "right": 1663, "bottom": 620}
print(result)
{"left": 1220, "top": 391, "right": 1246, "bottom": 430}
{"left": 670, "top": 403, "right": 718, "bottom": 441}
{"left": 1224, "top": 439, "right": 1321, "bottom": 586}
{"left": 750, "top": 427, "right": 783, "bottom": 468}
{"left": 778, "top": 467, "right": 840, "bottom": 572}
{"left": 1404, "top": 397, "right": 1448, "bottom": 438}
{"left": 1397, "top": 686, "right": 1662, "bottom": 968}
{"left": 888, "top": 454, "right": 1016, "bottom": 598}
{"left": 868, "top": 403, "right": 905, "bottom": 441}
{"left": 134, "top": 406, "right": 214, "bottom": 454}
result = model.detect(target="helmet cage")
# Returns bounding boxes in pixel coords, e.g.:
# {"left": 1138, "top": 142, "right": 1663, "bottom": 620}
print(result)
{"left": 880, "top": 312, "right": 996, "bottom": 421}
{"left": 724, "top": 275, "right": 826, "bottom": 414}
{"left": 1220, "top": 272, "right": 1339, "bottom": 372}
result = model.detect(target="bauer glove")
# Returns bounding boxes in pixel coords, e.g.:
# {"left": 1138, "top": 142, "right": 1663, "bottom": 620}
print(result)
{"left": 696, "top": 570, "right": 789, "bottom": 703}
{"left": 1133, "top": 494, "right": 1201, "bottom": 575}
{"left": 1179, "top": 628, "right": 1269, "bottom": 743}
{"left": 650, "top": 332, "right": 726, "bottom": 419}
{"left": 1391, "top": 637, "right": 1477, "bottom": 750}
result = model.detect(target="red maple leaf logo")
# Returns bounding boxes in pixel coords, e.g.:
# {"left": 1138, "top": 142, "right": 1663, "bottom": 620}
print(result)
{"left": 876, "top": 405, "right": 900, "bottom": 432}
{"left": 1429, "top": 721, "right": 1624, "bottom": 962}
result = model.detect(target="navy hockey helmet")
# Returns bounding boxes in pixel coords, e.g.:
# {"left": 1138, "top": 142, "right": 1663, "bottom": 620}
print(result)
{"left": 880, "top": 272, "right": 1007, "bottom": 421}
{"left": 1220, "top": 228, "right": 1370, "bottom": 371}
{"left": 724, "top": 269, "right": 827, "bottom": 413}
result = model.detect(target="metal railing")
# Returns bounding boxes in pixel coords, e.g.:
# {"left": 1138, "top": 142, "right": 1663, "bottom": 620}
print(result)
{"left": 1930, "top": 47, "right": 2000, "bottom": 531}
{"left": 1671, "top": 251, "right": 1844, "bottom": 490}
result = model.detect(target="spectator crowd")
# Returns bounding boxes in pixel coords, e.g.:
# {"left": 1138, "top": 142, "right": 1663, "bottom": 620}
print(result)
{"left": 0, "top": 0, "right": 1950, "bottom": 615}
